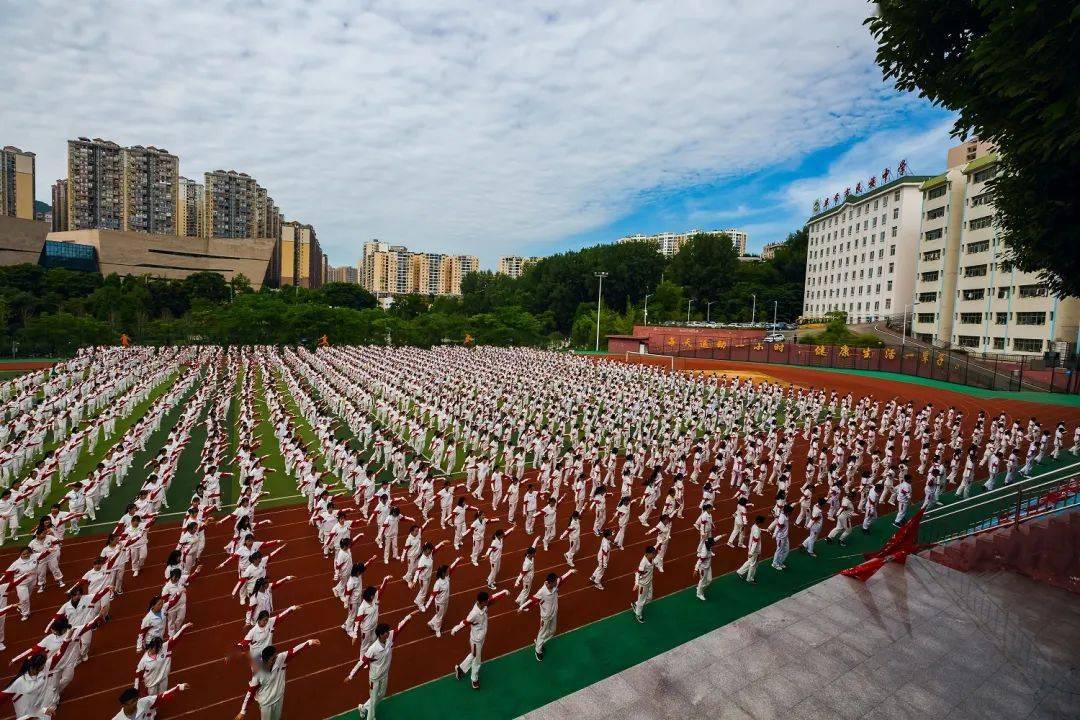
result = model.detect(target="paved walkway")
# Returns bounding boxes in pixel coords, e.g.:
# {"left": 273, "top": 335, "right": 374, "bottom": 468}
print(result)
{"left": 520, "top": 556, "right": 1080, "bottom": 720}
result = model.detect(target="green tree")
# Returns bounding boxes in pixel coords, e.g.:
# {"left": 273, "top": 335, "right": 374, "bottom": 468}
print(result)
{"left": 318, "top": 282, "right": 378, "bottom": 310}
{"left": 667, "top": 233, "right": 739, "bottom": 311}
{"left": 182, "top": 271, "right": 231, "bottom": 303}
{"left": 866, "top": 1, "right": 1080, "bottom": 296}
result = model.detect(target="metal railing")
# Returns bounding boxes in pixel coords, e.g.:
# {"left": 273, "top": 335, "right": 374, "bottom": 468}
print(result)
{"left": 918, "top": 463, "right": 1080, "bottom": 546}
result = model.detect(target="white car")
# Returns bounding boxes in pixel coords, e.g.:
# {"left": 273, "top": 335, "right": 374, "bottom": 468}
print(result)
{"left": 764, "top": 332, "right": 785, "bottom": 343}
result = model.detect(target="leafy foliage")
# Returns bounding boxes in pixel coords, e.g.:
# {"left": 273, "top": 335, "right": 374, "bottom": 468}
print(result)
{"left": 866, "top": 1, "right": 1080, "bottom": 296}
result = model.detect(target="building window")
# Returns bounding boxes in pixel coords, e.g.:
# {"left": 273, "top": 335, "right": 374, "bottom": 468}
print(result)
{"left": 962, "top": 288, "right": 985, "bottom": 301}
{"left": 918, "top": 291, "right": 938, "bottom": 303}
{"left": 1012, "top": 338, "right": 1043, "bottom": 352}
{"left": 966, "top": 240, "right": 990, "bottom": 254}
{"left": 1018, "top": 284, "right": 1048, "bottom": 298}
{"left": 992, "top": 337, "right": 1005, "bottom": 350}
{"left": 921, "top": 271, "right": 939, "bottom": 282}
{"left": 998, "top": 287, "right": 1011, "bottom": 299}
{"left": 917, "top": 313, "right": 936, "bottom": 323}
{"left": 971, "top": 191, "right": 993, "bottom": 207}
{"left": 1015, "top": 311, "right": 1047, "bottom": 326}
{"left": 968, "top": 216, "right": 993, "bottom": 231}
{"left": 922, "top": 250, "right": 941, "bottom": 262}
{"left": 925, "top": 207, "right": 945, "bottom": 220}
{"left": 957, "top": 335, "right": 980, "bottom": 348}
{"left": 926, "top": 186, "right": 946, "bottom": 200}
{"left": 888, "top": 262, "right": 894, "bottom": 274}
{"left": 963, "top": 264, "right": 988, "bottom": 277}
{"left": 924, "top": 229, "right": 943, "bottom": 241}
{"left": 995, "top": 312, "right": 1008, "bottom": 325}
{"left": 973, "top": 167, "right": 998, "bottom": 184}
{"left": 959, "top": 312, "right": 982, "bottom": 324}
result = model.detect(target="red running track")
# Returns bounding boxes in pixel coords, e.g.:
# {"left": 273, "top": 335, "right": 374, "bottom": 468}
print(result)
{"left": 1, "top": 363, "right": 1077, "bottom": 719}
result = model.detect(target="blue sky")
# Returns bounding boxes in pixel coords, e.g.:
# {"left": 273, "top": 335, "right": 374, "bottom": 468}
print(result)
{"left": 3, "top": 1, "right": 959, "bottom": 267}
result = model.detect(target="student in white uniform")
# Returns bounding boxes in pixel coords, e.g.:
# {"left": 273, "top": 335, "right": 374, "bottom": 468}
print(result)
{"left": 346, "top": 613, "right": 415, "bottom": 720}
{"left": 237, "top": 639, "right": 320, "bottom": 720}
{"left": 521, "top": 569, "right": 575, "bottom": 661}
{"left": 1, "top": 653, "right": 58, "bottom": 719}
{"left": 114, "top": 683, "right": 189, "bottom": 720}
{"left": 135, "top": 623, "right": 193, "bottom": 697}
{"left": 631, "top": 546, "right": 658, "bottom": 623}
{"left": 238, "top": 606, "right": 300, "bottom": 660}
{"left": 451, "top": 589, "right": 509, "bottom": 690}
{"left": 736, "top": 516, "right": 765, "bottom": 584}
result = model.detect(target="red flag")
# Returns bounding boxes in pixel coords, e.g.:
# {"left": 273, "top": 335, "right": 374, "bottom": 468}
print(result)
{"left": 864, "top": 508, "right": 924, "bottom": 561}
{"left": 841, "top": 556, "right": 886, "bottom": 581}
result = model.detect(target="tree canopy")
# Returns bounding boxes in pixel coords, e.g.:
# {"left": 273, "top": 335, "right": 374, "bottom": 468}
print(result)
{"left": 866, "top": 0, "right": 1079, "bottom": 297}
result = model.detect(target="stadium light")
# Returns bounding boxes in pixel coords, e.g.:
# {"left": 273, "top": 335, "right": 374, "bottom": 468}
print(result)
{"left": 594, "top": 272, "right": 609, "bottom": 351}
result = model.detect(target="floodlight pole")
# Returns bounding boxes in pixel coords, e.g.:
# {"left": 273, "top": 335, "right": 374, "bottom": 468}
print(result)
{"left": 594, "top": 272, "right": 609, "bottom": 351}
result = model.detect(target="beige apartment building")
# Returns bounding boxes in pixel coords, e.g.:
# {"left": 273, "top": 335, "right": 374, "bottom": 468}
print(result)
{"left": 66, "top": 138, "right": 180, "bottom": 234}
{"left": 913, "top": 145, "right": 1079, "bottom": 356}
{"left": 177, "top": 176, "right": 206, "bottom": 238}
{"left": 51, "top": 179, "right": 68, "bottom": 231}
{"left": 617, "top": 228, "right": 747, "bottom": 256}
{"left": 67, "top": 137, "right": 124, "bottom": 230}
{"left": 804, "top": 175, "right": 931, "bottom": 323}
{"left": 448, "top": 254, "right": 479, "bottom": 293}
{"left": 279, "top": 220, "right": 324, "bottom": 288}
{"left": 121, "top": 145, "right": 179, "bottom": 235}
{"left": 497, "top": 255, "right": 541, "bottom": 278}
{"left": 328, "top": 265, "right": 358, "bottom": 284}
{"left": 204, "top": 170, "right": 261, "bottom": 239}
{"left": 1, "top": 146, "right": 36, "bottom": 220}
{"left": 360, "top": 241, "right": 476, "bottom": 297}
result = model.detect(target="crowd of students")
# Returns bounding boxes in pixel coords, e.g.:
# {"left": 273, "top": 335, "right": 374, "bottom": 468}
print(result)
{"left": 0, "top": 344, "right": 1075, "bottom": 720}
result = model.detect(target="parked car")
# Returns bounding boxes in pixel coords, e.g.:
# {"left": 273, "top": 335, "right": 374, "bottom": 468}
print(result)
{"left": 764, "top": 332, "right": 785, "bottom": 343}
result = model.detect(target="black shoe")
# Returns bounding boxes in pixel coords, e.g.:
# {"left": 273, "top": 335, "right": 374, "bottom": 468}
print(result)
{"left": 535, "top": 650, "right": 543, "bottom": 662}
{"left": 471, "top": 680, "right": 480, "bottom": 690}
{"left": 455, "top": 665, "right": 463, "bottom": 680}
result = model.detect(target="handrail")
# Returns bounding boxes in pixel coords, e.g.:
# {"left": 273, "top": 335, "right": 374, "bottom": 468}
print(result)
{"left": 924, "top": 461, "right": 1080, "bottom": 523}
{"left": 919, "top": 469, "right": 1080, "bottom": 545}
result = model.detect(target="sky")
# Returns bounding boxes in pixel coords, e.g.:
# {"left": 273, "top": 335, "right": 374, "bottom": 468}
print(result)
{"left": 2, "top": 0, "right": 957, "bottom": 269}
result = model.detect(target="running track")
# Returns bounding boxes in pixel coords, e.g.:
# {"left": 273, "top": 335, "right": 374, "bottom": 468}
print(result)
{"left": 1, "top": 359, "right": 1077, "bottom": 719}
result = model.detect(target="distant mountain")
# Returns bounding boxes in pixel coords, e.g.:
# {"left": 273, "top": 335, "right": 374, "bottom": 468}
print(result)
{"left": 34, "top": 200, "right": 51, "bottom": 213}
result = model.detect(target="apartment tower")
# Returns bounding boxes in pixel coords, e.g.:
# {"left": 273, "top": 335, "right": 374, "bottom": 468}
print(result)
{"left": 0, "top": 146, "right": 36, "bottom": 220}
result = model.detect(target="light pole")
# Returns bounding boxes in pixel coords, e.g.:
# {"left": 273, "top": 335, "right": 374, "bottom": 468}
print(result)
{"left": 751, "top": 293, "right": 757, "bottom": 325}
{"left": 901, "top": 303, "right": 912, "bottom": 347}
{"left": 643, "top": 292, "right": 653, "bottom": 327}
{"left": 706, "top": 300, "right": 716, "bottom": 323}
{"left": 686, "top": 299, "right": 693, "bottom": 323}
{"left": 773, "top": 300, "right": 778, "bottom": 329}
{"left": 594, "top": 272, "right": 608, "bottom": 351}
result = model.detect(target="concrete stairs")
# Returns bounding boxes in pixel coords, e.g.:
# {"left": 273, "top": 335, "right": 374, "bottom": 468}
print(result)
{"left": 924, "top": 508, "right": 1080, "bottom": 594}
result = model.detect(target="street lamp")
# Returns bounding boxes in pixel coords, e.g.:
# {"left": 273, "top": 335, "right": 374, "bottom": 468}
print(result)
{"left": 751, "top": 293, "right": 757, "bottom": 325}
{"left": 705, "top": 300, "right": 716, "bottom": 323}
{"left": 773, "top": 300, "right": 778, "bottom": 330}
{"left": 901, "top": 303, "right": 912, "bottom": 347}
{"left": 594, "top": 272, "right": 609, "bottom": 352}
{"left": 686, "top": 299, "right": 693, "bottom": 323}
{"left": 643, "top": 292, "right": 653, "bottom": 327}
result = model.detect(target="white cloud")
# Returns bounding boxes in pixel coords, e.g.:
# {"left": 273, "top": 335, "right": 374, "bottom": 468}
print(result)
{"left": 3, "top": 0, "right": 925, "bottom": 266}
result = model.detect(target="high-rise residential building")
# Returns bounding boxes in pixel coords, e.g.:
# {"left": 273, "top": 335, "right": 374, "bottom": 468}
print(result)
{"left": 51, "top": 179, "right": 69, "bottom": 231}
{"left": 617, "top": 228, "right": 746, "bottom": 256}
{"left": 67, "top": 137, "right": 124, "bottom": 230}
{"left": 204, "top": 170, "right": 259, "bottom": 238}
{"left": 760, "top": 242, "right": 782, "bottom": 260}
{"left": 177, "top": 176, "right": 206, "bottom": 238}
{"left": 360, "top": 241, "right": 476, "bottom": 296}
{"left": 67, "top": 138, "right": 180, "bottom": 234}
{"left": 447, "top": 254, "right": 479, "bottom": 294}
{"left": 279, "top": 221, "right": 324, "bottom": 288}
{"left": 121, "top": 145, "right": 179, "bottom": 234}
{"left": 912, "top": 142, "right": 1079, "bottom": 356}
{"left": 328, "top": 265, "right": 359, "bottom": 284}
{"left": 803, "top": 172, "right": 932, "bottom": 323}
{"left": 497, "top": 255, "right": 541, "bottom": 278}
{"left": 1, "top": 146, "right": 36, "bottom": 220}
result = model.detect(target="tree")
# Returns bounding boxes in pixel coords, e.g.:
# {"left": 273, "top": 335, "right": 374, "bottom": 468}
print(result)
{"left": 230, "top": 273, "right": 254, "bottom": 296}
{"left": 182, "top": 271, "right": 231, "bottom": 303}
{"left": 867, "top": 1, "right": 1080, "bottom": 296}
{"left": 318, "top": 282, "right": 378, "bottom": 311}
{"left": 667, "top": 233, "right": 739, "bottom": 309}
